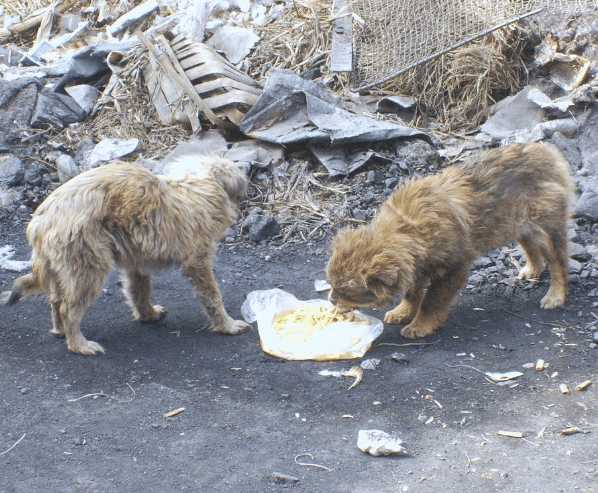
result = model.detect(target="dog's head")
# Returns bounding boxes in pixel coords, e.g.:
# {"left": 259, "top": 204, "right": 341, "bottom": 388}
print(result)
{"left": 326, "top": 226, "right": 415, "bottom": 310}
{"left": 207, "top": 157, "right": 248, "bottom": 205}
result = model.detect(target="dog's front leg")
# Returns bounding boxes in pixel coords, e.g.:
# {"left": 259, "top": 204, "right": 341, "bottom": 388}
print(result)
{"left": 183, "top": 260, "right": 250, "bottom": 335}
{"left": 401, "top": 266, "right": 469, "bottom": 339}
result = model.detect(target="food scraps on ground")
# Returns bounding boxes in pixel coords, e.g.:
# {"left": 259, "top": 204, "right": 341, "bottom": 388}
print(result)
{"left": 273, "top": 305, "right": 364, "bottom": 333}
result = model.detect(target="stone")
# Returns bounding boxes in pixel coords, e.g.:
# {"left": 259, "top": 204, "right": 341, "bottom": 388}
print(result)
{"left": 56, "top": 154, "right": 80, "bottom": 183}
{"left": 473, "top": 256, "right": 494, "bottom": 269}
{"left": 569, "top": 242, "right": 590, "bottom": 262}
{"left": 65, "top": 84, "right": 100, "bottom": 114}
{"left": 23, "top": 163, "right": 45, "bottom": 186}
{"left": 568, "top": 258, "right": 583, "bottom": 274}
{"left": 384, "top": 177, "right": 399, "bottom": 192}
{"left": 578, "top": 108, "right": 598, "bottom": 177}
{"left": 0, "top": 155, "right": 24, "bottom": 187}
{"left": 352, "top": 208, "right": 368, "bottom": 221}
{"left": 549, "top": 131, "right": 582, "bottom": 172}
{"left": 585, "top": 244, "right": 598, "bottom": 258}
{"left": 88, "top": 138, "right": 140, "bottom": 167}
{"left": 366, "top": 170, "right": 380, "bottom": 184}
{"left": 575, "top": 179, "right": 598, "bottom": 221}
{"left": 243, "top": 210, "right": 280, "bottom": 242}
{"left": 390, "top": 352, "right": 409, "bottom": 364}
{"left": 30, "top": 89, "right": 87, "bottom": 129}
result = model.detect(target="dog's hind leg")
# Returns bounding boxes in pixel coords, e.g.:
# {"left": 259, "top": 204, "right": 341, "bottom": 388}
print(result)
{"left": 401, "top": 266, "right": 469, "bottom": 339}
{"left": 48, "top": 277, "right": 65, "bottom": 337}
{"left": 50, "top": 302, "right": 65, "bottom": 337}
{"left": 60, "top": 270, "right": 107, "bottom": 355}
{"left": 183, "top": 259, "right": 250, "bottom": 335}
{"left": 537, "top": 225, "right": 569, "bottom": 309}
{"left": 517, "top": 234, "right": 546, "bottom": 281}
{"left": 121, "top": 269, "right": 167, "bottom": 322}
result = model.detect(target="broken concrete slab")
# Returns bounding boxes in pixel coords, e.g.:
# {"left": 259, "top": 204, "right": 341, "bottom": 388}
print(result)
{"left": 30, "top": 89, "right": 87, "bottom": 129}
{"left": 0, "top": 155, "right": 24, "bottom": 187}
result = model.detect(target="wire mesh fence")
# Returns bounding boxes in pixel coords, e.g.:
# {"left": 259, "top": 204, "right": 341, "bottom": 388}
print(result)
{"left": 349, "top": 0, "right": 598, "bottom": 89}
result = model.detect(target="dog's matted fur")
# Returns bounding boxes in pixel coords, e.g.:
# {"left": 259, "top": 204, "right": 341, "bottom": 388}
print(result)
{"left": 2, "top": 155, "right": 250, "bottom": 355}
{"left": 327, "top": 142, "right": 574, "bottom": 339}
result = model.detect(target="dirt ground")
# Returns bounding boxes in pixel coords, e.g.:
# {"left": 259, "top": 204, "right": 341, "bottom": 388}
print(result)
{"left": 1, "top": 212, "right": 597, "bottom": 493}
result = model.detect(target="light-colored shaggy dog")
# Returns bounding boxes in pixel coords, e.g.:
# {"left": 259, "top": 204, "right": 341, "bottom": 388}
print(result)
{"left": 327, "top": 142, "right": 574, "bottom": 339}
{"left": 2, "top": 155, "right": 251, "bottom": 355}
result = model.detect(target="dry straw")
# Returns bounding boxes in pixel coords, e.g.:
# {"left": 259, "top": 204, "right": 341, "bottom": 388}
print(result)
{"left": 381, "top": 24, "right": 532, "bottom": 132}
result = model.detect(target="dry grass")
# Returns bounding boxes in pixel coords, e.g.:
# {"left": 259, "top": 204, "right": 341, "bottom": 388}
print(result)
{"left": 382, "top": 24, "right": 532, "bottom": 132}
{"left": 244, "top": 161, "right": 354, "bottom": 243}
{"left": 55, "top": 48, "right": 189, "bottom": 159}
{"left": 247, "top": 0, "right": 345, "bottom": 86}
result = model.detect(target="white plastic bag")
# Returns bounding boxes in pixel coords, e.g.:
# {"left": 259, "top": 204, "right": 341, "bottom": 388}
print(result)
{"left": 241, "top": 289, "right": 384, "bottom": 361}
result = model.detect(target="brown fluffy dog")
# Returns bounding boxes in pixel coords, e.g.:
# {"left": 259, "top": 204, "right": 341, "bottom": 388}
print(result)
{"left": 2, "top": 155, "right": 250, "bottom": 355}
{"left": 327, "top": 142, "right": 574, "bottom": 339}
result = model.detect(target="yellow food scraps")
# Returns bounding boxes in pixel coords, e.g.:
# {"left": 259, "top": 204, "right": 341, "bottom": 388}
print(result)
{"left": 273, "top": 306, "right": 364, "bottom": 341}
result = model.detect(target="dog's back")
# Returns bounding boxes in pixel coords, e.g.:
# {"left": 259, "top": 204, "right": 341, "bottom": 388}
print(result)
{"left": 463, "top": 142, "right": 574, "bottom": 254}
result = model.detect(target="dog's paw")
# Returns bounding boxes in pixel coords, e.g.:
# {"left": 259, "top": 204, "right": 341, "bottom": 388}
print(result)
{"left": 49, "top": 328, "right": 65, "bottom": 338}
{"left": 384, "top": 305, "right": 413, "bottom": 325}
{"left": 213, "top": 319, "right": 251, "bottom": 335}
{"left": 139, "top": 305, "right": 168, "bottom": 323}
{"left": 400, "top": 320, "right": 438, "bottom": 339}
{"left": 67, "top": 338, "right": 105, "bottom": 356}
{"left": 540, "top": 290, "right": 565, "bottom": 310}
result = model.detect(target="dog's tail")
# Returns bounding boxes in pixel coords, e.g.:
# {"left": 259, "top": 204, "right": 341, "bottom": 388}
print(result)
{"left": 1, "top": 272, "right": 43, "bottom": 305}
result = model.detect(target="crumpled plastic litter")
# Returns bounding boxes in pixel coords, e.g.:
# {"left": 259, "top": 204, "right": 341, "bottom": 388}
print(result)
{"left": 241, "top": 288, "right": 384, "bottom": 361}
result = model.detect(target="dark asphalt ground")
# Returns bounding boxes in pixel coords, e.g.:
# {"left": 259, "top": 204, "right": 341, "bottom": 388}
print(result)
{"left": 1, "top": 215, "right": 597, "bottom": 493}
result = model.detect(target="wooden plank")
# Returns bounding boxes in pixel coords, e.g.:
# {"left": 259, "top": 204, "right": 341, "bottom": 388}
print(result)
{"left": 194, "top": 77, "right": 262, "bottom": 97}
{"left": 184, "top": 63, "right": 259, "bottom": 87}
{"left": 330, "top": 0, "right": 352, "bottom": 72}
{"left": 143, "top": 55, "right": 199, "bottom": 130}
{"left": 203, "top": 90, "right": 259, "bottom": 111}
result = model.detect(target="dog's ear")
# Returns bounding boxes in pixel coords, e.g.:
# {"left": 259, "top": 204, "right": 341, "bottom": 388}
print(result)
{"left": 364, "top": 264, "right": 398, "bottom": 288}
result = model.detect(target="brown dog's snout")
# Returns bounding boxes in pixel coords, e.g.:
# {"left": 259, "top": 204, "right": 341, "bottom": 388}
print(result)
{"left": 328, "top": 290, "right": 337, "bottom": 304}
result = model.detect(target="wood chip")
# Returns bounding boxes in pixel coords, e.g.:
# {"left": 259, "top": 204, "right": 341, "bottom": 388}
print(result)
{"left": 560, "top": 426, "right": 583, "bottom": 436}
{"left": 163, "top": 407, "right": 185, "bottom": 418}
{"left": 497, "top": 430, "right": 524, "bottom": 438}
{"left": 535, "top": 359, "right": 545, "bottom": 372}
{"left": 575, "top": 380, "right": 592, "bottom": 391}
{"left": 559, "top": 383, "right": 571, "bottom": 395}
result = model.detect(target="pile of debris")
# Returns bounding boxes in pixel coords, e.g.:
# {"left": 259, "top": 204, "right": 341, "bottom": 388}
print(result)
{"left": 1, "top": 0, "right": 597, "bottom": 247}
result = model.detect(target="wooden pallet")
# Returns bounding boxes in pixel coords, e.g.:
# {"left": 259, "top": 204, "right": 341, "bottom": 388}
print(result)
{"left": 143, "top": 32, "right": 262, "bottom": 132}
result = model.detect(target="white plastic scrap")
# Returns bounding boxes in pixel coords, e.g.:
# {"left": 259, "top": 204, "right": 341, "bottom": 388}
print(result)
{"left": 314, "top": 279, "right": 331, "bottom": 292}
{"left": 357, "top": 430, "right": 407, "bottom": 457}
{"left": 485, "top": 371, "right": 524, "bottom": 383}
{"left": 319, "top": 366, "right": 363, "bottom": 390}
{"left": 0, "top": 245, "right": 31, "bottom": 272}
